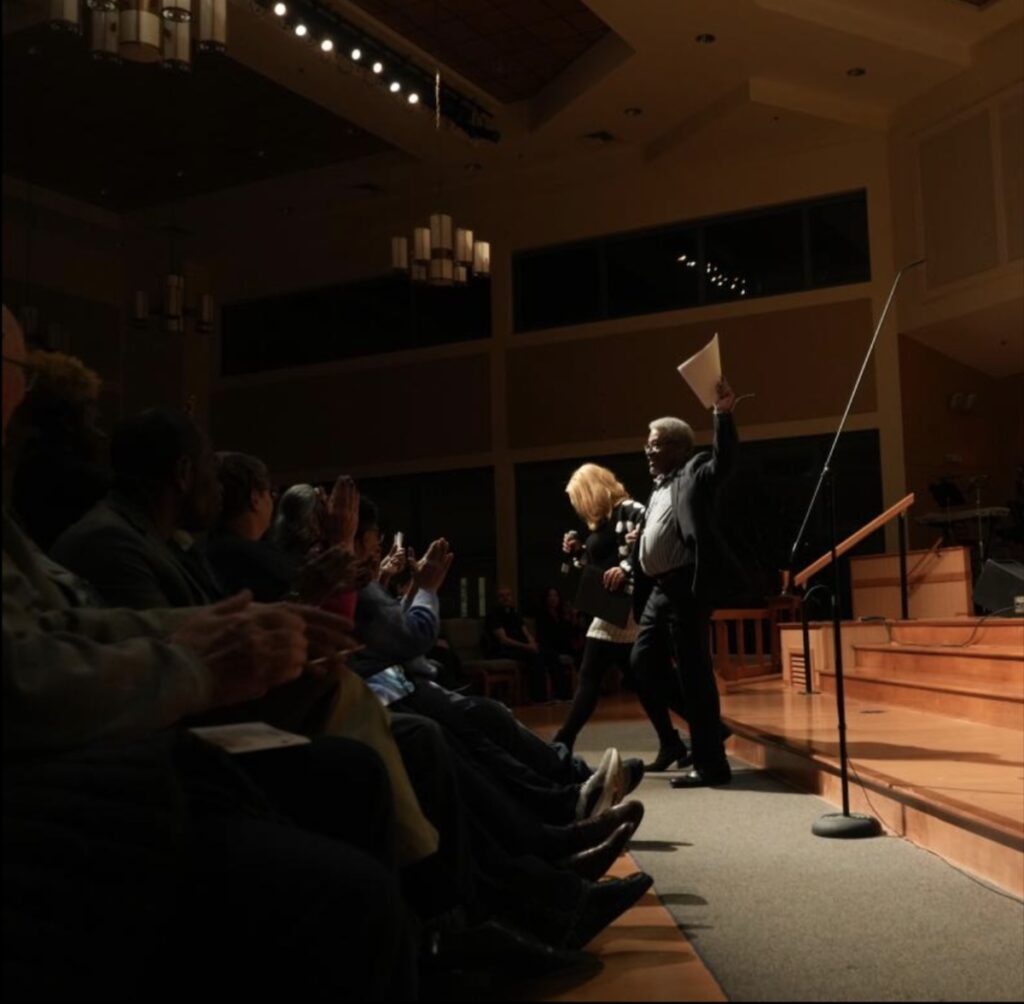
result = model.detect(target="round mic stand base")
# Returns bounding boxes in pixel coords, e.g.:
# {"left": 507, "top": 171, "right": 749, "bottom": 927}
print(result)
{"left": 812, "top": 812, "right": 882, "bottom": 839}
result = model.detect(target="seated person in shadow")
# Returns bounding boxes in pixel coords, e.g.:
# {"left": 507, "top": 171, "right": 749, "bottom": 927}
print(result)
{"left": 484, "top": 585, "right": 571, "bottom": 702}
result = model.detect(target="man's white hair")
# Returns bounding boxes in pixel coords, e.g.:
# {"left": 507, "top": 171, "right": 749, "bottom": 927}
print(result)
{"left": 649, "top": 417, "right": 694, "bottom": 451}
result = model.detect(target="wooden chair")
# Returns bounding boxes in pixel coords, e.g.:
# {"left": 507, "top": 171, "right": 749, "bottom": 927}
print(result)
{"left": 440, "top": 618, "right": 523, "bottom": 705}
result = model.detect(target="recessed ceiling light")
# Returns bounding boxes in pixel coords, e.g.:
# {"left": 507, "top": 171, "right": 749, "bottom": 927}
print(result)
{"left": 389, "top": 80, "right": 401, "bottom": 92}
{"left": 294, "top": 23, "right": 307, "bottom": 37}
{"left": 695, "top": 33, "right": 716, "bottom": 44}
{"left": 273, "top": 2, "right": 286, "bottom": 15}
{"left": 350, "top": 47, "right": 361, "bottom": 60}
{"left": 320, "top": 38, "right": 334, "bottom": 52}
{"left": 624, "top": 106, "right": 643, "bottom": 117}
{"left": 847, "top": 66, "right": 866, "bottom": 77}
{"left": 372, "top": 60, "right": 383, "bottom": 74}
{"left": 408, "top": 92, "right": 419, "bottom": 104}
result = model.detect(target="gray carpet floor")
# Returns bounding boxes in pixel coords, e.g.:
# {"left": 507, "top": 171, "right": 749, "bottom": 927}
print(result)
{"left": 573, "top": 718, "right": 1024, "bottom": 1003}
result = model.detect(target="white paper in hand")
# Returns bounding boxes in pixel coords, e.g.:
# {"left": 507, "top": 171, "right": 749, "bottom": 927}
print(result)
{"left": 677, "top": 333, "right": 721, "bottom": 409}
{"left": 190, "top": 722, "right": 311, "bottom": 754}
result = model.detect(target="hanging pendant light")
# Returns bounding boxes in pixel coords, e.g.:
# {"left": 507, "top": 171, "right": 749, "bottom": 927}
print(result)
{"left": 197, "top": 293, "right": 216, "bottom": 333}
{"left": 90, "top": 8, "right": 120, "bottom": 59}
{"left": 120, "top": 1, "right": 162, "bottom": 62}
{"left": 49, "top": 0, "right": 82, "bottom": 32}
{"left": 164, "top": 274, "right": 184, "bottom": 332}
{"left": 390, "top": 236, "right": 409, "bottom": 272}
{"left": 162, "top": 18, "right": 191, "bottom": 70}
{"left": 132, "top": 290, "right": 150, "bottom": 328}
{"left": 472, "top": 241, "right": 490, "bottom": 277}
{"left": 197, "top": 0, "right": 226, "bottom": 51}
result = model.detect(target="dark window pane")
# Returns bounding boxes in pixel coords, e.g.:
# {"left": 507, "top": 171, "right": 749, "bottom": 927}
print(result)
{"left": 809, "top": 196, "right": 871, "bottom": 286}
{"left": 606, "top": 228, "right": 700, "bottom": 318}
{"left": 353, "top": 467, "right": 497, "bottom": 619}
{"left": 221, "top": 274, "right": 490, "bottom": 375}
{"left": 704, "top": 208, "right": 804, "bottom": 303}
{"left": 514, "top": 245, "right": 602, "bottom": 331}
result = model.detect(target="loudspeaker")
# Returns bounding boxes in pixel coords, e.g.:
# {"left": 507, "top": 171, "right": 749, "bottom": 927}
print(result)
{"left": 974, "top": 560, "right": 1024, "bottom": 615}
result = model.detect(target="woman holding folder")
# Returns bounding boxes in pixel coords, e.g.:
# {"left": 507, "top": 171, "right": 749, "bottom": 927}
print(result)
{"left": 553, "top": 464, "right": 645, "bottom": 752}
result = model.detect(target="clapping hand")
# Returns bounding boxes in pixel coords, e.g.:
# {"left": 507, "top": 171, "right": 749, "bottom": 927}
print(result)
{"left": 324, "top": 475, "right": 360, "bottom": 548}
{"left": 410, "top": 538, "right": 455, "bottom": 594}
{"left": 379, "top": 537, "right": 408, "bottom": 582}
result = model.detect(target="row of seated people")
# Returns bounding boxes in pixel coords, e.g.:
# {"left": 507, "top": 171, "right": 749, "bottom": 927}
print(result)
{"left": 2, "top": 310, "right": 653, "bottom": 1000}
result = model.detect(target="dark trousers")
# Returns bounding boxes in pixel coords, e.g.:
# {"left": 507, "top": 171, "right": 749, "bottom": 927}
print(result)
{"left": 3, "top": 733, "right": 417, "bottom": 1002}
{"left": 393, "top": 679, "right": 581, "bottom": 824}
{"left": 631, "top": 570, "right": 727, "bottom": 772}
{"left": 554, "top": 639, "right": 633, "bottom": 751}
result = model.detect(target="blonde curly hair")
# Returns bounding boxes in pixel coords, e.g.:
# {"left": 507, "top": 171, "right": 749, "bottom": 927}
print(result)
{"left": 566, "top": 463, "right": 630, "bottom": 530}
{"left": 28, "top": 350, "right": 102, "bottom": 405}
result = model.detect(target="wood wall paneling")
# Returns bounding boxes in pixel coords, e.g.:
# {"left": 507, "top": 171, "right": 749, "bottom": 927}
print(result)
{"left": 506, "top": 299, "right": 877, "bottom": 450}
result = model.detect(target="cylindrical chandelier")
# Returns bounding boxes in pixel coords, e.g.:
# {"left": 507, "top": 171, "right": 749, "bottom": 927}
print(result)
{"left": 197, "top": 0, "right": 226, "bottom": 51}
{"left": 162, "top": 18, "right": 192, "bottom": 70}
{"left": 49, "top": 0, "right": 82, "bottom": 32}
{"left": 90, "top": 8, "right": 120, "bottom": 59}
{"left": 120, "top": 1, "right": 163, "bottom": 63}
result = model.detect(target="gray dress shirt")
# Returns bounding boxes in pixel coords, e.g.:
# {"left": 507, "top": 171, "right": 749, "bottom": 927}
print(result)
{"left": 638, "top": 472, "right": 691, "bottom": 577}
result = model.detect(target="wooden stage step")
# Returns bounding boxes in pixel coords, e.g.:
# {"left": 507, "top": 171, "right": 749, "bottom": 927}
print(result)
{"left": 714, "top": 680, "right": 1024, "bottom": 899}
{"left": 782, "top": 617, "right": 1024, "bottom": 728}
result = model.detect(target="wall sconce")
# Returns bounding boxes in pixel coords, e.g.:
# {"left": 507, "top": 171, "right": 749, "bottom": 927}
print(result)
{"left": 948, "top": 392, "right": 978, "bottom": 413}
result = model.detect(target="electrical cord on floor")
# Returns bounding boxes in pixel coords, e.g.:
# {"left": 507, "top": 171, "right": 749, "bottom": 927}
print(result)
{"left": 883, "top": 605, "right": 1018, "bottom": 648}
{"left": 844, "top": 757, "right": 1024, "bottom": 904}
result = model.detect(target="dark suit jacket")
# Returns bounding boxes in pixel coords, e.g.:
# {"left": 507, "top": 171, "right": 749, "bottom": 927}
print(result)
{"left": 632, "top": 411, "right": 743, "bottom": 614}
{"left": 51, "top": 493, "right": 223, "bottom": 610}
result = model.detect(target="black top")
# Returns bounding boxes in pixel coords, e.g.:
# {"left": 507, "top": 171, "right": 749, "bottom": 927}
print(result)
{"left": 535, "top": 610, "right": 576, "bottom": 656}
{"left": 484, "top": 606, "right": 529, "bottom": 647}
{"left": 204, "top": 529, "right": 297, "bottom": 603}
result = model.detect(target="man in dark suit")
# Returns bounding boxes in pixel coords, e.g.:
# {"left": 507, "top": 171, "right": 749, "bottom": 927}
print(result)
{"left": 630, "top": 378, "right": 738, "bottom": 787}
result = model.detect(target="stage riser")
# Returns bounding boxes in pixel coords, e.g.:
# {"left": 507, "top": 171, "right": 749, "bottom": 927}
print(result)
{"left": 728, "top": 732, "right": 1024, "bottom": 900}
{"left": 853, "top": 645, "right": 1024, "bottom": 685}
{"left": 889, "top": 621, "right": 1024, "bottom": 647}
{"left": 819, "top": 673, "right": 1024, "bottom": 730}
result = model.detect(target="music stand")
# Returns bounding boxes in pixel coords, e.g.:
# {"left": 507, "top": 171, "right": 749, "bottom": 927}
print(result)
{"left": 929, "top": 480, "right": 966, "bottom": 550}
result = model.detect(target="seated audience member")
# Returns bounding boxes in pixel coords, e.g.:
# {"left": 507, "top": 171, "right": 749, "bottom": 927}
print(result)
{"left": 485, "top": 585, "right": 572, "bottom": 702}
{"left": 9, "top": 349, "right": 111, "bottom": 554}
{"left": 204, "top": 451, "right": 290, "bottom": 601}
{"left": 348, "top": 499, "right": 643, "bottom": 822}
{"left": 536, "top": 586, "right": 584, "bottom": 667}
{"left": 2, "top": 306, "right": 417, "bottom": 1001}
{"left": 52, "top": 407, "right": 225, "bottom": 608}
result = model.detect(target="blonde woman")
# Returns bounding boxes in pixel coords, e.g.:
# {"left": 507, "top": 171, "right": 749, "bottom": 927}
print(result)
{"left": 553, "top": 464, "right": 646, "bottom": 751}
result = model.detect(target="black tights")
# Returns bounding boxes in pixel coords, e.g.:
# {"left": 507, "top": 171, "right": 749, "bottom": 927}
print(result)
{"left": 553, "top": 638, "right": 632, "bottom": 751}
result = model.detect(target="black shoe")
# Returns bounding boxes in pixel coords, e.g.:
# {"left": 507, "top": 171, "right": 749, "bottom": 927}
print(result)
{"left": 622, "top": 757, "right": 645, "bottom": 796}
{"left": 561, "top": 872, "right": 654, "bottom": 950}
{"left": 670, "top": 766, "right": 732, "bottom": 788}
{"left": 563, "top": 800, "right": 645, "bottom": 853}
{"left": 559, "top": 822, "right": 635, "bottom": 882}
{"left": 643, "top": 740, "right": 692, "bottom": 772}
{"left": 428, "top": 919, "right": 591, "bottom": 977}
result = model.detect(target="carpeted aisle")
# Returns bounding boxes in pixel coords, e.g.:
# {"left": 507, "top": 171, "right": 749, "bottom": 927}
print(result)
{"left": 572, "top": 717, "right": 1024, "bottom": 1003}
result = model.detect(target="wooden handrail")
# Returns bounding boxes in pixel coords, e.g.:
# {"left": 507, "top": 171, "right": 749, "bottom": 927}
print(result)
{"left": 794, "top": 492, "right": 915, "bottom": 588}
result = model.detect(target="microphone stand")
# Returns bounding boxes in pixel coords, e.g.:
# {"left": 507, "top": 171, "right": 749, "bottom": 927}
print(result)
{"left": 787, "top": 258, "right": 925, "bottom": 839}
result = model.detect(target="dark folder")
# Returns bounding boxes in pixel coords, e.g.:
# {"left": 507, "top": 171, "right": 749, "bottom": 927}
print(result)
{"left": 574, "top": 563, "right": 632, "bottom": 629}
